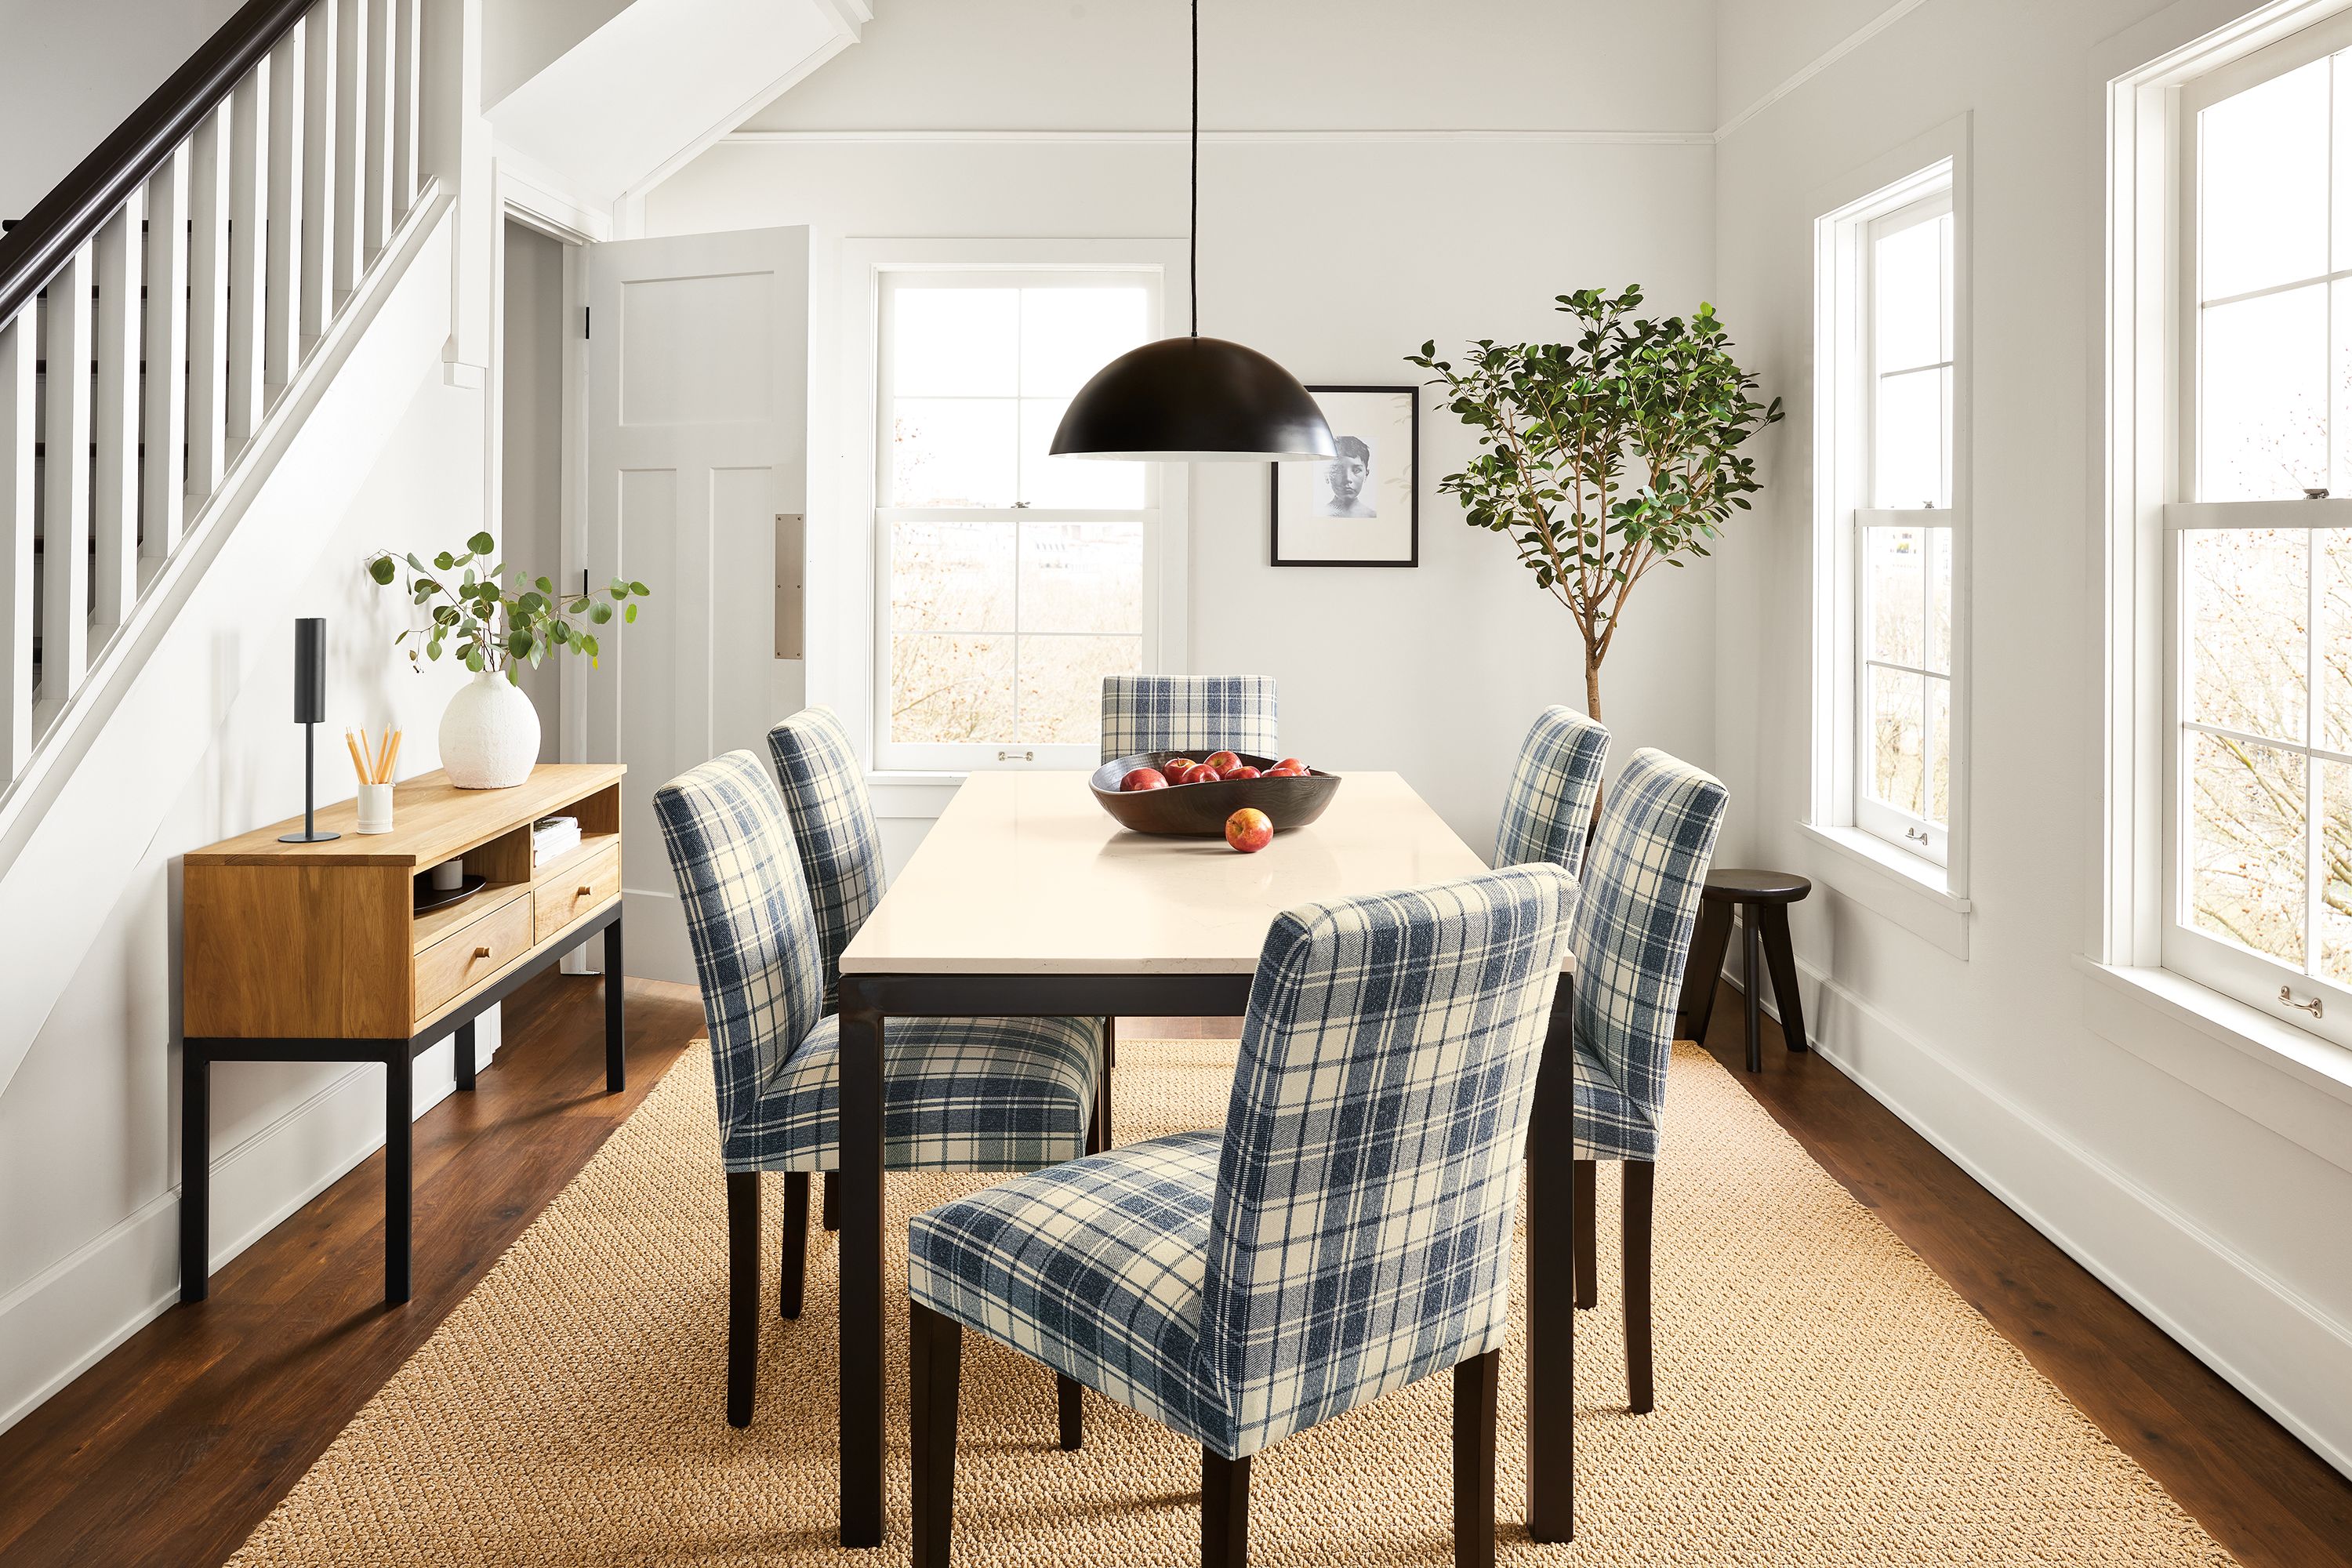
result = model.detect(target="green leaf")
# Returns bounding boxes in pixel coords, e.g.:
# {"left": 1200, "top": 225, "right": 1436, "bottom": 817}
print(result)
{"left": 622, "top": 601, "right": 637, "bottom": 623}
{"left": 589, "top": 600, "right": 613, "bottom": 625}
{"left": 367, "top": 555, "right": 397, "bottom": 586}
{"left": 433, "top": 551, "right": 455, "bottom": 572}
{"left": 467, "top": 531, "right": 496, "bottom": 557}
{"left": 629, "top": 580, "right": 649, "bottom": 596}
{"left": 535, "top": 575, "right": 554, "bottom": 594}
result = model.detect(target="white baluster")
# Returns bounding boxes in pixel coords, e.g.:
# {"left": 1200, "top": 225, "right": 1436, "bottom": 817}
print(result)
{"left": 392, "top": 0, "right": 421, "bottom": 216}
{"left": 300, "top": 0, "right": 339, "bottom": 351}
{"left": 225, "top": 57, "right": 270, "bottom": 445}
{"left": 0, "top": 314, "right": 32, "bottom": 777}
{"left": 364, "top": 0, "right": 394, "bottom": 257}
{"left": 186, "top": 100, "right": 232, "bottom": 507}
{"left": 264, "top": 21, "right": 306, "bottom": 397}
{"left": 92, "top": 196, "right": 143, "bottom": 637}
{"left": 41, "top": 243, "right": 94, "bottom": 710}
{"left": 142, "top": 144, "right": 190, "bottom": 563}
{"left": 332, "top": 0, "right": 369, "bottom": 301}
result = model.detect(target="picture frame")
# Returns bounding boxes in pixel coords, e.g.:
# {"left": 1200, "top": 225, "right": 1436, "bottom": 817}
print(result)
{"left": 1270, "top": 385, "right": 1419, "bottom": 568}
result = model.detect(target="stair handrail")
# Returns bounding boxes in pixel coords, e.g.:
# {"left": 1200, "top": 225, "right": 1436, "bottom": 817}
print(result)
{"left": 0, "top": 0, "right": 312, "bottom": 324}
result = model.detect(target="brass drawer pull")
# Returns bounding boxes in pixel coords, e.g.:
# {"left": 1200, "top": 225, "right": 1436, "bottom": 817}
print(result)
{"left": 577, "top": 884, "right": 593, "bottom": 897}
{"left": 474, "top": 946, "right": 493, "bottom": 960}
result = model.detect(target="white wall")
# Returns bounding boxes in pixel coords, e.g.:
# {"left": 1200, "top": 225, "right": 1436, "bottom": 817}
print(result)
{"left": 0, "top": 0, "right": 243, "bottom": 221}
{"left": 0, "top": 368, "right": 493, "bottom": 1432}
{"left": 1711, "top": 0, "right": 2352, "bottom": 1475}
{"left": 648, "top": 0, "right": 1726, "bottom": 860}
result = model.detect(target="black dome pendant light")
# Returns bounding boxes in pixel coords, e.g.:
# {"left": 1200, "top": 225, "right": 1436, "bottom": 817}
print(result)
{"left": 1048, "top": 0, "right": 1336, "bottom": 463}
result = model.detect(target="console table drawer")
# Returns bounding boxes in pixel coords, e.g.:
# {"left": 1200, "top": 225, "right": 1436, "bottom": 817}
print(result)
{"left": 536, "top": 842, "right": 621, "bottom": 944}
{"left": 415, "top": 895, "right": 533, "bottom": 1022}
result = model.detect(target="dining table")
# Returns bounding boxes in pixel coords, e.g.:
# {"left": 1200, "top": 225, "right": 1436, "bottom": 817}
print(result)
{"left": 832, "top": 768, "right": 1580, "bottom": 1547}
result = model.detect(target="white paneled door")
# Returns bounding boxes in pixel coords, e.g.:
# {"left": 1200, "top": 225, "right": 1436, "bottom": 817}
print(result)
{"left": 586, "top": 227, "right": 808, "bottom": 982}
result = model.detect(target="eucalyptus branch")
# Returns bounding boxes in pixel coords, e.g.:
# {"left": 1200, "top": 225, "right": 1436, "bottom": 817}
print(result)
{"left": 366, "top": 530, "right": 650, "bottom": 681}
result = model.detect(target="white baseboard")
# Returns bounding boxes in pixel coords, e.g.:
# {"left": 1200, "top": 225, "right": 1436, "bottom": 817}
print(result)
{"left": 0, "top": 1031, "right": 485, "bottom": 1438}
{"left": 1715, "top": 956, "right": 2352, "bottom": 1480}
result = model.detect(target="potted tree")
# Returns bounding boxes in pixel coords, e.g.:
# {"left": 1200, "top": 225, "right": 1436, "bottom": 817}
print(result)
{"left": 366, "top": 532, "right": 649, "bottom": 788}
{"left": 1409, "top": 286, "right": 1781, "bottom": 724}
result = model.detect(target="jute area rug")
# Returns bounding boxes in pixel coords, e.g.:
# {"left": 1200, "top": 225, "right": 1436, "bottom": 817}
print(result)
{"left": 227, "top": 1040, "right": 2235, "bottom": 1566}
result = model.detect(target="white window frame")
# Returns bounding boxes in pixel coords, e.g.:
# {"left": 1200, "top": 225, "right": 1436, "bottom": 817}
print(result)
{"left": 824, "top": 238, "right": 1191, "bottom": 789}
{"left": 2102, "top": 0, "right": 2352, "bottom": 1058}
{"left": 1809, "top": 132, "right": 1973, "bottom": 927}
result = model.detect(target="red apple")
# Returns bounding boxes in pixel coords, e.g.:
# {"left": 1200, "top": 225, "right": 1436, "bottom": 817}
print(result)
{"left": 1224, "top": 765, "right": 1261, "bottom": 780}
{"left": 1187, "top": 765, "right": 1224, "bottom": 784}
{"left": 1225, "top": 807, "right": 1273, "bottom": 853}
{"left": 1120, "top": 767, "right": 1169, "bottom": 792}
{"left": 1275, "top": 757, "right": 1307, "bottom": 773}
{"left": 1265, "top": 764, "right": 1307, "bottom": 778}
{"left": 1204, "top": 750, "right": 1242, "bottom": 773}
{"left": 1163, "top": 760, "right": 1196, "bottom": 784}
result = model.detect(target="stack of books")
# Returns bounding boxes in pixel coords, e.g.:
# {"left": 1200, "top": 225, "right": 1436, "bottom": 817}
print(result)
{"left": 532, "top": 815, "right": 581, "bottom": 868}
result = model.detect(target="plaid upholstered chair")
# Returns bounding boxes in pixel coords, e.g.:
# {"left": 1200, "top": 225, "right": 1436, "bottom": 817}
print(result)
{"left": 652, "top": 752, "right": 1103, "bottom": 1428}
{"left": 1098, "top": 673, "right": 1278, "bottom": 763}
{"left": 766, "top": 708, "right": 1120, "bottom": 1236}
{"left": 905, "top": 864, "right": 1580, "bottom": 1568}
{"left": 1491, "top": 705, "right": 1610, "bottom": 879}
{"left": 1564, "top": 749, "right": 1727, "bottom": 1414}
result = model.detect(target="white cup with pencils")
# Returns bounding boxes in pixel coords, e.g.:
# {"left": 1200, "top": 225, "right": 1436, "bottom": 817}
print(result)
{"left": 349, "top": 726, "right": 402, "bottom": 834}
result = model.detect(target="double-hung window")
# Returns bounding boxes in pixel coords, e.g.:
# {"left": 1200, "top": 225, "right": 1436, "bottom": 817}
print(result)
{"left": 2164, "top": 21, "right": 2352, "bottom": 1038}
{"left": 1814, "top": 158, "right": 1967, "bottom": 887}
{"left": 872, "top": 268, "right": 1163, "bottom": 771}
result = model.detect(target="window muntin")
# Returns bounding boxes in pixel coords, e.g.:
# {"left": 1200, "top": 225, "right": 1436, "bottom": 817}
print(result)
{"left": 2165, "top": 25, "right": 2352, "bottom": 1036}
{"left": 873, "top": 271, "right": 1160, "bottom": 770}
{"left": 1856, "top": 193, "right": 1957, "bottom": 862}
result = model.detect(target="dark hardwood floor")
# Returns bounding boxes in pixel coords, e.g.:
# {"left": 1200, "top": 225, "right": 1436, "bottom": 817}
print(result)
{"left": 0, "top": 974, "right": 2343, "bottom": 1566}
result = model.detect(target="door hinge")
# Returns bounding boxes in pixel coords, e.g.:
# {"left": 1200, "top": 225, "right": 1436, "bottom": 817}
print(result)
{"left": 583, "top": 305, "right": 591, "bottom": 340}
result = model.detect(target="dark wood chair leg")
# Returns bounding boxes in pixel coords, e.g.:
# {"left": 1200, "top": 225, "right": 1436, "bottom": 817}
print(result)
{"left": 1624, "top": 1160, "right": 1655, "bottom": 1414}
{"left": 1740, "top": 907, "right": 1765, "bottom": 1073}
{"left": 822, "top": 1170, "right": 840, "bottom": 1232}
{"left": 1573, "top": 1158, "right": 1597, "bottom": 1310}
{"left": 1202, "top": 1449, "right": 1250, "bottom": 1568}
{"left": 1057, "top": 1371, "right": 1083, "bottom": 1451}
{"left": 1759, "top": 903, "right": 1809, "bottom": 1053}
{"left": 779, "top": 1171, "right": 808, "bottom": 1319}
{"left": 909, "top": 1300, "right": 963, "bottom": 1568}
{"left": 726, "top": 1171, "right": 760, "bottom": 1427}
{"left": 1454, "top": 1350, "right": 1499, "bottom": 1568}
{"left": 1089, "top": 1016, "right": 1116, "bottom": 1154}
{"left": 1675, "top": 897, "right": 1733, "bottom": 1043}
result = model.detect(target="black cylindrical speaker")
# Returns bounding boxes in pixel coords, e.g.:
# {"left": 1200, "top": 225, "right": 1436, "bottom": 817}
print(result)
{"left": 292, "top": 618, "right": 326, "bottom": 724}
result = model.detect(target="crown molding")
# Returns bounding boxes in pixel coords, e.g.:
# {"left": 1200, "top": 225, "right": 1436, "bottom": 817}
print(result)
{"left": 722, "top": 125, "right": 1715, "bottom": 147}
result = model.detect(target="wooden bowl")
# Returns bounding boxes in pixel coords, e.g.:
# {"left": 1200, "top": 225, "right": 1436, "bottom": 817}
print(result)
{"left": 1089, "top": 752, "right": 1342, "bottom": 837}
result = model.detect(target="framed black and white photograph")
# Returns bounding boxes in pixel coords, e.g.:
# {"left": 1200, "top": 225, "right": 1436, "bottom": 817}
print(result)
{"left": 1271, "top": 385, "right": 1418, "bottom": 567}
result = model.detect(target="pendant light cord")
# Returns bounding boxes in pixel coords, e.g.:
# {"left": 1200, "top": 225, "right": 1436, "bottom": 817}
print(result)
{"left": 1189, "top": 0, "right": 1200, "bottom": 337}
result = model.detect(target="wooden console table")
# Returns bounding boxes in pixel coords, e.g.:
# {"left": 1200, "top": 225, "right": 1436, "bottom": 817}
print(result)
{"left": 180, "top": 763, "right": 627, "bottom": 1304}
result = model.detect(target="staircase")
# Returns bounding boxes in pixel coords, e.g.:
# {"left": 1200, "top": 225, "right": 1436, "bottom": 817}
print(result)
{"left": 0, "top": 0, "right": 437, "bottom": 815}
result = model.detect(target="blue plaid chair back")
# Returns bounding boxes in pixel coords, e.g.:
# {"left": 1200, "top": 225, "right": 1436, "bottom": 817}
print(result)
{"left": 1492, "top": 706, "right": 1610, "bottom": 878}
{"left": 1197, "top": 863, "right": 1578, "bottom": 1456}
{"left": 1572, "top": 749, "right": 1727, "bottom": 1139}
{"left": 767, "top": 706, "right": 885, "bottom": 1014}
{"left": 1099, "top": 674, "right": 1278, "bottom": 762}
{"left": 652, "top": 752, "right": 826, "bottom": 1143}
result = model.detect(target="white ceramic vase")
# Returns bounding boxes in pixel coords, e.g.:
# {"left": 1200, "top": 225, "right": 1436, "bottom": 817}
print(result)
{"left": 438, "top": 669, "right": 540, "bottom": 789}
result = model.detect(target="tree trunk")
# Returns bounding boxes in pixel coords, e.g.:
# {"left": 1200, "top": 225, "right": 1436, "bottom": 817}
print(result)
{"left": 1584, "top": 648, "right": 1606, "bottom": 839}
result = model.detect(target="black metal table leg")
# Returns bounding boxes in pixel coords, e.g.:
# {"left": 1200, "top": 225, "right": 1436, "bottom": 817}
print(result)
{"left": 835, "top": 985, "right": 887, "bottom": 1548}
{"left": 385, "top": 1046, "right": 413, "bottom": 1304}
{"left": 454, "top": 1018, "right": 477, "bottom": 1090}
{"left": 179, "top": 1040, "right": 211, "bottom": 1302}
{"left": 604, "top": 915, "right": 626, "bottom": 1093}
{"left": 1524, "top": 980, "right": 1575, "bottom": 1543}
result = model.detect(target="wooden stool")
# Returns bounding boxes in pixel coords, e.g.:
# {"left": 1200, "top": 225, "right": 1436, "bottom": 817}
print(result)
{"left": 1675, "top": 869, "right": 1810, "bottom": 1071}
